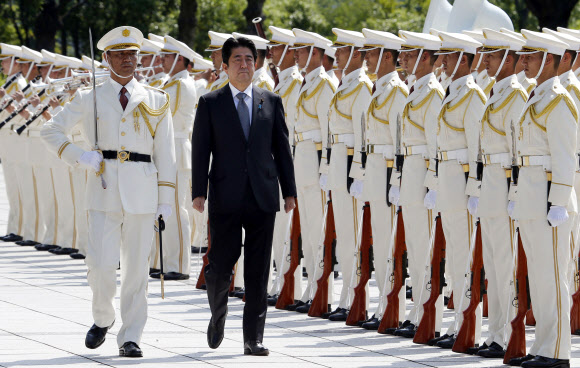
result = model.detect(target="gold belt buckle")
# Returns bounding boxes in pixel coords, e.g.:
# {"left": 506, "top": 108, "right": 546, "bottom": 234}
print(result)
{"left": 118, "top": 150, "right": 130, "bottom": 163}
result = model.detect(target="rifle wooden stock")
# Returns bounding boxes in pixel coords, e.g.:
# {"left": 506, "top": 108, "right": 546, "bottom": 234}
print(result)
{"left": 504, "top": 235, "right": 529, "bottom": 364}
{"left": 195, "top": 220, "right": 211, "bottom": 289}
{"left": 378, "top": 209, "right": 406, "bottom": 333}
{"left": 571, "top": 277, "right": 580, "bottom": 334}
{"left": 346, "top": 202, "right": 372, "bottom": 326}
{"left": 526, "top": 306, "right": 536, "bottom": 325}
{"left": 414, "top": 215, "right": 446, "bottom": 344}
{"left": 276, "top": 205, "right": 302, "bottom": 309}
{"left": 448, "top": 292, "right": 455, "bottom": 309}
{"left": 452, "top": 221, "right": 484, "bottom": 353}
{"left": 482, "top": 279, "right": 489, "bottom": 317}
{"left": 308, "top": 194, "right": 336, "bottom": 317}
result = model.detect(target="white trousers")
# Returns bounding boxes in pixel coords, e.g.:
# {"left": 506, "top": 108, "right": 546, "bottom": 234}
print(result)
{"left": 520, "top": 217, "right": 572, "bottom": 359}
{"left": 33, "top": 165, "right": 56, "bottom": 245}
{"left": 52, "top": 162, "right": 74, "bottom": 248}
{"left": 71, "top": 167, "right": 89, "bottom": 255}
{"left": 15, "top": 136, "right": 39, "bottom": 241}
{"left": 0, "top": 133, "right": 22, "bottom": 235}
{"left": 86, "top": 210, "right": 153, "bottom": 347}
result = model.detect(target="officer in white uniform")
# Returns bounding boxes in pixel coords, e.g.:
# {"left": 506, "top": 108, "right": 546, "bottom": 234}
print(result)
{"left": 202, "top": 31, "right": 231, "bottom": 95}
{"left": 139, "top": 37, "right": 165, "bottom": 88}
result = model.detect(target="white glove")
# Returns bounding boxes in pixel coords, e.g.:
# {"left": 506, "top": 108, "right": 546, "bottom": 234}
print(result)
{"left": 507, "top": 201, "right": 516, "bottom": 218}
{"left": 424, "top": 189, "right": 437, "bottom": 210}
{"left": 156, "top": 204, "right": 172, "bottom": 220}
{"left": 78, "top": 151, "right": 103, "bottom": 172}
{"left": 467, "top": 196, "right": 479, "bottom": 216}
{"left": 319, "top": 174, "right": 328, "bottom": 191}
{"left": 388, "top": 186, "right": 400, "bottom": 205}
{"left": 547, "top": 205, "right": 569, "bottom": 227}
{"left": 349, "top": 179, "right": 364, "bottom": 199}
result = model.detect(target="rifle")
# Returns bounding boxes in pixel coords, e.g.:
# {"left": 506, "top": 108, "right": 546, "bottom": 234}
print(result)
{"left": 0, "top": 75, "right": 40, "bottom": 114}
{"left": 155, "top": 215, "right": 166, "bottom": 298}
{"left": 452, "top": 219, "right": 484, "bottom": 353}
{"left": 571, "top": 250, "right": 580, "bottom": 334}
{"left": 346, "top": 202, "right": 372, "bottom": 326}
{"left": 252, "top": 17, "right": 279, "bottom": 85}
{"left": 276, "top": 205, "right": 303, "bottom": 309}
{"left": 414, "top": 213, "right": 446, "bottom": 344}
{"left": 1, "top": 72, "right": 21, "bottom": 90}
{"left": 195, "top": 219, "right": 211, "bottom": 290}
{"left": 16, "top": 93, "right": 66, "bottom": 135}
{"left": 503, "top": 230, "right": 529, "bottom": 364}
{"left": 0, "top": 87, "right": 46, "bottom": 130}
{"left": 377, "top": 207, "right": 406, "bottom": 333}
{"left": 308, "top": 193, "right": 336, "bottom": 317}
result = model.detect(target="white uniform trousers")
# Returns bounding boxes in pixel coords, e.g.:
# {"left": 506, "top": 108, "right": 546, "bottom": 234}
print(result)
{"left": 0, "top": 133, "right": 22, "bottom": 235}
{"left": 155, "top": 170, "right": 191, "bottom": 275}
{"left": 16, "top": 135, "right": 39, "bottom": 241}
{"left": 33, "top": 164, "right": 56, "bottom": 245}
{"left": 71, "top": 167, "right": 88, "bottom": 255}
{"left": 52, "top": 160, "right": 74, "bottom": 248}
{"left": 520, "top": 217, "right": 572, "bottom": 359}
{"left": 86, "top": 210, "right": 153, "bottom": 347}
{"left": 480, "top": 214, "right": 515, "bottom": 346}
{"left": 568, "top": 173, "right": 580, "bottom": 297}
{"left": 294, "top": 141, "right": 332, "bottom": 303}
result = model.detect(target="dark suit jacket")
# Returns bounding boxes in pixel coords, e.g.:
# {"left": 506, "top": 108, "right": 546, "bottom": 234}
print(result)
{"left": 192, "top": 85, "right": 297, "bottom": 214}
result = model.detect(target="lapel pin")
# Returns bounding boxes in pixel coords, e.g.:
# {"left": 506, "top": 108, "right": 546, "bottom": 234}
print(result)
{"left": 258, "top": 98, "right": 263, "bottom": 111}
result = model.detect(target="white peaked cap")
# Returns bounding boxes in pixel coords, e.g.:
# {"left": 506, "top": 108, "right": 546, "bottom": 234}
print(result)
{"left": 205, "top": 31, "right": 232, "bottom": 52}
{"left": 232, "top": 32, "right": 269, "bottom": 50}
{"left": 435, "top": 31, "right": 482, "bottom": 55}
{"left": 518, "top": 29, "right": 570, "bottom": 56}
{"left": 19, "top": 46, "right": 43, "bottom": 63}
{"left": 360, "top": 28, "right": 404, "bottom": 51}
{"left": 331, "top": 28, "right": 365, "bottom": 48}
{"left": 324, "top": 44, "right": 336, "bottom": 58}
{"left": 429, "top": 28, "right": 442, "bottom": 37}
{"left": 79, "top": 55, "right": 102, "bottom": 70}
{"left": 162, "top": 35, "right": 197, "bottom": 60}
{"left": 97, "top": 26, "right": 143, "bottom": 52}
{"left": 291, "top": 29, "right": 332, "bottom": 50}
{"left": 55, "top": 54, "right": 83, "bottom": 69}
{"left": 190, "top": 56, "right": 213, "bottom": 72}
{"left": 423, "top": 0, "right": 452, "bottom": 33}
{"left": 268, "top": 26, "right": 296, "bottom": 46}
{"left": 557, "top": 27, "right": 580, "bottom": 39}
{"left": 543, "top": 28, "right": 580, "bottom": 51}
{"left": 398, "top": 31, "right": 441, "bottom": 52}
{"left": 148, "top": 33, "right": 165, "bottom": 44}
{"left": 39, "top": 49, "right": 56, "bottom": 65}
{"left": 141, "top": 39, "right": 163, "bottom": 54}
{"left": 480, "top": 28, "right": 525, "bottom": 53}
{"left": 100, "top": 58, "right": 109, "bottom": 68}
{"left": 0, "top": 43, "right": 21, "bottom": 59}
{"left": 500, "top": 28, "right": 525, "bottom": 42}
{"left": 463, "top": 30, "right": 486, "bottom": 44}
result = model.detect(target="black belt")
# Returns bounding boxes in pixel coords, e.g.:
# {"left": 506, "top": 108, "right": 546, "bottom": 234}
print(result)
{"left": 102, "top": 150, "right": 151, "bottom": 163}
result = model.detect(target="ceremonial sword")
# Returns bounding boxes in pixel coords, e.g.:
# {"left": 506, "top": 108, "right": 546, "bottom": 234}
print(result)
{"left": 89, "top": 28, "right": 107, "bottom": 189}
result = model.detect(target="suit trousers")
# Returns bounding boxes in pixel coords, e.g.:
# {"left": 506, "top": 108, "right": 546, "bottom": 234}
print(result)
{"left": 520, "top": 217, "right": 572, "bottom": 359}
{"left": 86, "top": 210, "right": 153, "bottom": 347}
{"left": 206, "top": 182, "right": 276, "bottom": 342}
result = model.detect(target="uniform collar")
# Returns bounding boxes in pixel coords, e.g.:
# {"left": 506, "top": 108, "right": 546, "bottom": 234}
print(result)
{"left": 109, "top": 76, "right": 137, "bottom": 95}
{"left": 559, "top": 69, "right": 578, "bottom": 87}
{"left": 252, "top": 66, "right": 268, "bottom": 82}
{"left": 412, "top": 72, "right": 433, "bottom": 93}
{"left": 374, "top": 70, "right": 399, "bottom": 95}
{"left": 534, "top": 75, "right": 559, "bottom": 97}
{"left": 340, "top": 67, "right": 363, "bottom": 86}
{"left": 304, "top": 65, "right": 325, "bottom": 85}
{"left": 491, "top": 73, "right": 516, "bottom": 96}
{"left": 167, "top": 69, "right": 189, "bottom": 82}
{"left": 278, "top": 65, "right": 298, "bottom": 81}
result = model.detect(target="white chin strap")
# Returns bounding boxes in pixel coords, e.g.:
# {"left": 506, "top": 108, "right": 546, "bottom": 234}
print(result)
{"left": 474, "top": 52, "right": 483, "bottom": 72}
{"left": 277, "top": 45, "right": 289, "bottom": 68}
{"left": 303, "top": 46, "right": 314, "bottom": 72}
{"left": 535, "top": 52, "right": 547, "bottom": 80}
{"left": 7, "top": 56, "right": 15, "bottom": 76}
{"left": 374, "top": 48, "right": 384, "bottom": 75}
{"left": 167, "top": 53, "right": 179, "bottom": 77}
{"left": 106, "top": 52, "right": 134, "bottom": 79}
{"left": 411, "top": 49, "right": 424, "bottom": 75}
{"left": 23, "top": 63, "right": 34, "bottom": 81}
{"left": 43, "top": 64, "right": 54, "bottom": 83}
{"left": 343, "top": 46, "right": 354, "bottom": 72}
{"left": 494, "top": 49, "right": 509, "bottom": 78}
{"left": 449, "top": 51, "right": 464, "bottom": 79}
{"left": 147, "top": 55, "right": 157, "bottom": 78}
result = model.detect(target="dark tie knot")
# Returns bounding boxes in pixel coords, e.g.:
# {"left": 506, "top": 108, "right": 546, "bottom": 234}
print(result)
{"left": 120, "top": 87, "right": 127, "bottom": 95}
{"left": 237, "top": 92, "right": 246, "bottom": 101}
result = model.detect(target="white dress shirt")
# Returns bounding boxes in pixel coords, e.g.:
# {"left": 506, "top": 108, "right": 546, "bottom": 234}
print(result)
{"left": 110, "top": 77, "right": 137, "bottom": 101}
{"left": 229, "top": 82, "right": 253, "bottom": 124}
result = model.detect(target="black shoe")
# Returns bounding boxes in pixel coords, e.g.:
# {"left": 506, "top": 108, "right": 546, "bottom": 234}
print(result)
{"left": 1, "top": 233, "right": 23, "bottom": 242}
{"left": 477, "top": 342, "right": 505, "bottom": 358}
{"left": 466, "top": 342, "right": 487, "bottom": 355}
{"left": 295, "top": 301, "right": 312, "bottom": 313}
{"left": 15, "top": 240, "right": 38, "bottom": 246}
{"left": 244, "top": 341, "right": 269, "bottom": 356}
{"left": 267, "top": 295, "right": 278, "bottom": 306}
{"left": 191, "top": 246, "right": 208, "bottom": 253}
{"left": 361, "top": 317, "right": 380, "bottom": 330}
{"left": 234, "top": 289, "right": 245, "bottom": 299}
{"left": 322, "top": 307, "right": 343, "bottom": 319}
{"left": 394, "top": 323, "right": 416, "bottom": 338}
{"left": 119, "top": 341, "right": 142, "bottom": 357}
{"left": 70, "top": 253, "right": 86, "bottom": 259}
{"left": 328, "top": 308, "right": 348, "bottom": 321}
{"left": 150, "top": 271, "right": 189, "bottom": 280}
{"left": 35, "top": 244, "right": 59, "bottom": 251}
{"left": 228, "top": 287, "right": 242, "bottom": 297}
{"left": 573, "top": 329, "right": 580, "bottom": 336}
{"left": 444, "top": 296, "right": 450, "bottom": 305}
{"left": 149, "top": 268, "right": 160, "bottom": 275}
{"left": 358, "top": 314, "right": 375, "bottom": 327}
{"left": 383, "top": 320, "right": 410, "bottom": 335}
{"left": 436, "top": 335, "right": 456, "bottom": 349}
{"left": 334, "top": 271, "right": 339, "bottom": 279}
{"left": 50, "top": 247, "right": 78, "bottom": 255}
{"left": 509, "top": 354, "right": 535, "bottom": 366}
{"left": 286, "top": 300, "right": 306, "bottom": 311}
{"left": 521, "top": 356, "right": 570, "bottom": 368}
{"left": 428, "top": 333, "right": 451, "bottom": 346}
{"left": 207, "top": 313, "right": 227, "bottom": 349}
{"left": 47, "top": 246, "right": 62, "bottom": 253}
{"left": 85, "top": 321, "right": 114, "bottom": 349}
{"left": 406, "top": 286, "right": 412, "bottom": 299}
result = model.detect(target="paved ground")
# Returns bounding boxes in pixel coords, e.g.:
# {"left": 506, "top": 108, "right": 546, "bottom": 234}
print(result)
{"left": 1, "top": 165, "right": 580, "bottom": 368}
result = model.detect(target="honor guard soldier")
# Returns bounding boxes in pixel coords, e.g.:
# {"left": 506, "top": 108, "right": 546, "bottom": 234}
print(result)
{"left": 467, "top": 28, "right": 527, "bottom": 358}
{"left": 425, "top": 32, "right": 487, "bottom": 349}
{"left": 357, "top": 28, "right": 409, "bottom": 329}
{"left": 287, "top": 28, "right": 336, "bottom": 313}
{"left": 202, "top": 31, "right": 232, "bottom": 95}
{"left": 41, "top": 26, "right": 176, "bottom": 357}
{"left": 149, "top": 36, "right": 198, "bottom": 280}
{"left": 319, "top": 28, "right": 372, "bottom": 321}
{"left": 463, "top": 30, "right": 494, "bottom": 96}
{"left": 0, "top": 44, "right": 26, "bottom": 243}
{"left": 266, "top": 25, "right": 304, "bottom": 305}
{"left": 323, "top": 45, "right": 340, "bottom": 86}
{"left": 139, "top": 37, "right": 165, "bottom": 87}
{"left": 556, "top": 27, "right": 580, "bottom": 81}
{"left": 232, "top": 33, "right": 275, "bottom": 92}
{"left": 190, "top": 55, "right": 214, "bottom": 98}
{"left": 508, "top": 30, "right": 577, "bottom": 368}
{"left": 500, "top": 28, "right": 538, "bottom": 95}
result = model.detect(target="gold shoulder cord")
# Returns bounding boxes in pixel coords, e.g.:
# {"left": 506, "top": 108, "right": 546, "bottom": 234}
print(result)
{"left": 162, "top": 79, "right": 181, "bottom": 117}
{"left": 296, "top": 79, "right": 333, "bottom": 119}
{"left": 368, "top": 86, "right": 408, "bottom": 125}
{"left": 279, "top": 79, "right": 300, "bottom": 99}
{"left": 137, "top": 91, "right": 170, "bottom": 138}
{"left": 212, "top": 78, "right": 229, "bottom": 92}
{"left": 258, "top": 80, "right": 273, "bottom": 91}
{"left": 438, "top": 89, "right": 480, "bottom": 133}
{"left": 330, "top": 81, "right": 371, "bottom": 119}
{"left": 481, "top": 89, "right": 526, "bottom": 136}
{"left": 567, "top": 84, "right": 580, "bottom": 106}
{"left": 483, "top": 80, "right": 495, "bottom": 96}
{"left": 519, "top": 93, "right": 579, "bottom": 136}
{"left": 403, "top": 88, "right": 443, "bottom": 132}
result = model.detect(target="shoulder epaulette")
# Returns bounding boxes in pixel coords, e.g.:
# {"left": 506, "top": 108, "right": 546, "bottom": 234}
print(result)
{"left": 137, "top": 90, "right": 170, "bottom": 137}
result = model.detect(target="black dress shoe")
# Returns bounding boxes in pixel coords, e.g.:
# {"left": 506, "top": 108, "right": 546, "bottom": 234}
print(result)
{"left": 521, "top": 356, "right": 570, "bottom": 368}
{"left": 394, "top": 323, "right": 416, "bottom": 338}
{"left": 406, "top": 286, "right": 413, "bottom": 299}
{"left": 1, "top": 233, "right": 23, "bottom": 242}
{"left": 477, "top": 342, "right": 505, "bottom": 358}
{"left": 119, "top": 341, "right": 142, "bottom": 357}
{"left": 50, "top": 247, "right": 78, "bottom": 255}
{"left": 47, "top": 246, "right": 62, "bottom": 253}
{"left": 267, "top": 295, "right": 278, "bottom": 306}
{"left": 322, "top": 307, "right": 343, "bottom": 319}
{"left": 234, "top": 289, "right": 245, "bottom": 298}
{"left": 295, "top": 301, "right": 313, "bottom": 313}
{"left": 358, "top": 314, "right": 375, "bottom": 327}
{"left": 361, "top": 317, "right": 380, "bottom": 330}
{"left": 286, "top": 300, "right": 306, "bottom": 311}
{"left": 334, "top": 271, "right": 339, "bottom": 279}
{"left": 191, "top": 246, "right": 208, "bottom": 253}
{"left": 149, "top": 268, "right": 160, "bottom": 275}
{"left": 150, "top": 271, "right": 189, "bottom": 280}
{"left": 228, "top": 287, "right": 242, "bottom": 297}
{"left": 436, "top": 335, "right": 456, "bottom": 349}
{"left": 207, "top": 313, "right": 227, "bottom": 349}
{"left": 16, "top": 240, "right": 38, "bottom": 246}
{"left": 70, "top": 253, "right": 86, "bottom": 260}
{"left": 466, "top": 342, "right": 488, "bottom": 355}
{"left": 35, "top": 244, "right": 59, "bottom": 251}
{"left": 428, "top": 333, "right": 451, "bottom": 346}
{"left": 444, "top": 296, "right": 450, "bottom": 305}
{"left": 244, "top": 341, "right": 269, "bottom": 356}
{"left": 509, "top": 354, "right": 535, "bottom": 366}
{"left": 328, "top": 308, "right": 349, "bottom": 321}
{"left": 85, "top": 321, "right": 114, "bottom": 349}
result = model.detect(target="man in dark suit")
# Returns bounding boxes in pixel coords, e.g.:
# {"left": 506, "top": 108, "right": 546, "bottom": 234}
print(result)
{"left": 192, "top": 36, "right": 296, "bottom": 356}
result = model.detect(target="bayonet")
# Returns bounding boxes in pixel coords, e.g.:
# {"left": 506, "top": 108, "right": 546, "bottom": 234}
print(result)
{"left": 90, "top": 28, "right": 107, "bottom": 189}
{"left": 360, "top": 113, "right": 366, "bottom": 169}
{"left": 476, "top": 128, "right": 483, "bottom": 181}
{"left": 510, "top": 120, "right": 519, "bottom": 186}
{"left": 395, "top": 113, "right": 404, "bottom": 172}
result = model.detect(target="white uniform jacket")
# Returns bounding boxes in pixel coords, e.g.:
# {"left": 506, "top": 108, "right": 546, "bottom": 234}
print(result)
{"left": 147, "top": 72, "right": 167, "bottom": 88}
{"left": 560, "top": 70, "right": 580, "bottom": 155}
{"left": 41, "top": 77, "right": 177, "bottom": 215}
{"left": 517, "top": 70, "right": 537, "bottom": 95}
{"left": 253, "top": 66, "right": 275, "bottom": 92}
{"left": 274, "top": 65, "right": 302, "bottom": 143}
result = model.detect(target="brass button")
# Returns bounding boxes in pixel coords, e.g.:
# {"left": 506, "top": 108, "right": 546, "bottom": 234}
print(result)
{"left": 122, "top": 118, "right": 126, "bottom": 122}
{"left": 121, "top": 132, "right": 126, "bottom": 136}
{"left": 121, "top": 146, "right": 126, "bottom": 150}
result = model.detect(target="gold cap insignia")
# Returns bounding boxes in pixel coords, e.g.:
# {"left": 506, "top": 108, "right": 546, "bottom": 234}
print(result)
{"left": 122, "top": 29, "right": 130, "bottom": 37}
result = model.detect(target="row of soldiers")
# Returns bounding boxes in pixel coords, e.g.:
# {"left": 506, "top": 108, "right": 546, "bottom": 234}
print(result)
{"left": 0, "top": 14, "right": 578, "bottom": 368}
